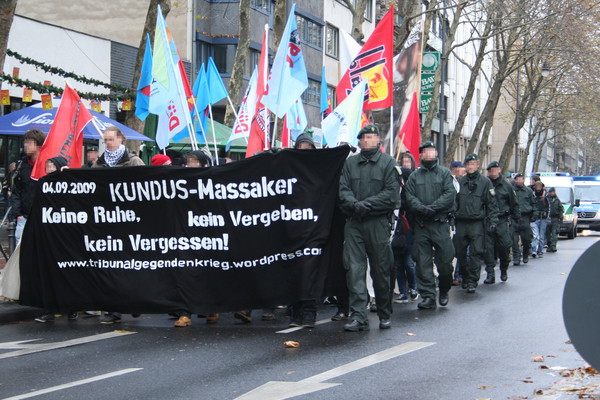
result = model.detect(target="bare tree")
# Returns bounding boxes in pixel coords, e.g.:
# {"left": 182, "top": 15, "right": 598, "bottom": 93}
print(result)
{"left": 0, "top": 0, "right": 18, "bottom": 90}
{"left": 223, "top": 0, "right": 250, "bottom": 127}
{"left": 341, "top": 0, "right": 369, "bottom": 43}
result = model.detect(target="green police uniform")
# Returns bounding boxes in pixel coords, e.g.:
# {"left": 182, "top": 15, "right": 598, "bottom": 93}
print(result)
{"left": 454, "top": 154, "right": 499, "bottom": 292}
{"left": 404, "top": 142, "right": 456, "bottom": 305}
{"left": 339, "top": 125, "right": 400, "bottom": 328}
{"left": 483, "top": 162, "right": 520, "bottom": 282}
{"left": 512, "top": 178, "right": 536, "bottom": 264}
{"left": 547, "top": 189, "right": 564, "bottom": 252}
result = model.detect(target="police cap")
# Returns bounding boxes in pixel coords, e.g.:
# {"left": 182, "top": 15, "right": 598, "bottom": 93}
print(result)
{"left": 357, "top": 124, "right": 379, "bottom": 139}
{"left": 419, "top": 141, "right": 435, "bottom": 152}
{"left": 514, "top": 173, "right": 524, "bottom": 179}
{"left": 548, "top": 187, "right": 556, "bottom": 193}
{"left": 464, "top": 153, "right": 479, "bottom": 164}
{"left": 486, "top": 161, "right": 500, "bottom": 170}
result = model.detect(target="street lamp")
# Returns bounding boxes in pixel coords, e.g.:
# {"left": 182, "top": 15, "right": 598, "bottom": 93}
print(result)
{"left": 541, "top": 62, "right": 551, "bottom": 78}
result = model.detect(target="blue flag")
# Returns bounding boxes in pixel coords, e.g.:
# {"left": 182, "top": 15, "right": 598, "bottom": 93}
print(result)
{"left": 261, "top": 4, "right": 308, "bottom": 118}
{"left": 135, "top": 34, "right": 153, "bottom": 121}
{"left": 206, "top": 57, "right": 228, "bottom": 105}
{"left": 172, "top": 65, "right": 209, "bottom": 144}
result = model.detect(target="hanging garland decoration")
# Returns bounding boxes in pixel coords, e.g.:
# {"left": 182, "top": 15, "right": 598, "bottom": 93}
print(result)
{"left": 7, "top": 49, "right": 132, "bottom": 93}
{"left": 0, "top": 74, "right": 136, "bottom": 101}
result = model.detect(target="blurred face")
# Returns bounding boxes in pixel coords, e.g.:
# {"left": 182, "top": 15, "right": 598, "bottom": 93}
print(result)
{"left": 452, "top": 167, "right": 466, "bottom": 178}
{"left": 359, "top": 133, "right": 379, "bottom": 151}
{"left": 86, "top": 150, "right": 98, "bottom": 163}
{"left": 401, "top": 156, "right": 413, "bottom": 169}
{"left": 549, "top": 191, "right": 556, "bottom": 197}
{"left": 103, "top": 131, "right": 123, "bottom": 152}
{"left": 534, "top": 182, "right": 543, "bottom": 191}
{"left": 297, "top": 142, "right": 314, "bottom": 150}
{"left": 186, "top": 156, "right": 201, "bottom": 168}
{"left": 488, "top": 167, "right": 501, "bottom": 179}
{"left": 515, "top": 176, "right": 525, "bottom": 187}
{"left": 45, "top": 160, "right": 57, "bottom": 174}
{"left": 465, "top": 160, "right": 480, "bottom": 174}
{"left": 24, "top": 139, "right": 40, "bottom": 156}
{"left": 420, "top": 147, "right": 437, "bottom": 162}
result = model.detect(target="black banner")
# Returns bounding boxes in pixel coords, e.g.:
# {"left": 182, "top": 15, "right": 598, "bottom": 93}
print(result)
{"left": 19, "top": 147, "right": 349, "bottom": 314}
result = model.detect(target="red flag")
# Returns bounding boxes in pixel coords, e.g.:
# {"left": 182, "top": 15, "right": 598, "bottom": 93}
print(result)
{"left": 281, "top": 115, "right": 290, "bottom": 148}
{"left": 246, "top": 25, "right": 270, "bottom": 157}
{"left": 31, "top": 85, "right": 93, "bottom": 180}
{"left": 336, "top": 6, "right": 394, "bottom": 110}
{"left": 397, "top": 92, "right": 421, "bottom": 157}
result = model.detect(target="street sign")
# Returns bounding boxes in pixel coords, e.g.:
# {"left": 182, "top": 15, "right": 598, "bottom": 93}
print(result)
{"left": 422, "top": 52, "right": 440, "bottom": 71}
{"left": 420, "top": 52, "right": 440, "bottom": 114}
{"left": 419, "top": 93, "right": 438, "bottom": 114}
{"left": 420, "top": 72, "right": 436, "bottom": 93}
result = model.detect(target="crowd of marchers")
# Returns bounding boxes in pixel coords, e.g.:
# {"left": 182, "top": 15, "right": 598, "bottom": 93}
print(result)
{"left": 2, "top": 125, "right": 564, "bottom": 331}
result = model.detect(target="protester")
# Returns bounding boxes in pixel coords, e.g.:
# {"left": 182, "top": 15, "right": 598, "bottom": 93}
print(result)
{"left": 339, "top": 124, "right": 400, "bottom": 332}
{"left": 531, "top": 181, "right": 549, "bottom": 258}
{"left": 93, "top": 127, "right": 144, "bottom": 168}
{"left": 84, "top": 146, "right": 98, "bottom": 168}
{"left": 404, "top": 141, "right": 456, "bottom": 309}
{"left": 450, "top": 160, "right": 465, "bottom": 286}
{"left": 483, "top": 161, "right": 519, "bottom": 284}
{"left": 2, "top": 162, "right": 17, "bottom": 217}
{"left": 454, "top": 154, "right": 498, "bottom": 293}
{"left": 546, "top": 187, "right": 564, "bottom": 253}
{"left": 11, "top": 129, "right": 46, "bottom": 243}
{"left": 35, "top": 156, "right": 77, "bottom": 323}
{"left": 392, "top": 167, "right": 419, "bottom": 304}
{"left": 151, "top": 154, "right": 172, "bottom": 166}
{"left": 511, "top": 173, "right": 536, "bottom": 265}
{"left": 399, "top": 152, "right": 416, "bottom": 171}
{"left": 92, "top": 127, "right": 144, "bottom": 324}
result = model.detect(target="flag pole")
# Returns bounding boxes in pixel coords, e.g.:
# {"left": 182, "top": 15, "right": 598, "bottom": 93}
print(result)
{"left": 225, "top": 95, "right": 240, "bottom": 122}
{"left": 389, "top": 105, "right": 394, "bottom": 156}
{"left": 207, "top": 104, "right": 220, "bottom": 165}
{"left": 396, "top": 132, "right": 405, "bottom": 161}
{"left": 271, "top": 116, "right": 278, "bottom": 149}
{"left": 188, "top": 96, "right": 209, "bottom": 150}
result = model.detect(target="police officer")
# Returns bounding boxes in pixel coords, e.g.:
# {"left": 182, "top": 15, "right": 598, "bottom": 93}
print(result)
{"left": 454, "top": 154, "right": 499, "bottom": 293}
{"left": 404, "top": 141, "right": 456, "bottom": 309}
{"left": 339, "top": 124, "right": 400, "bottom": 331}
{"left": 512, "top": 173, "right": 536, "bottom": 265}
{"left": 546, "top": 187, "right": 564, "bottom": 252}
{"left": 483, "top": 162, "right": 520, "bottom": 283}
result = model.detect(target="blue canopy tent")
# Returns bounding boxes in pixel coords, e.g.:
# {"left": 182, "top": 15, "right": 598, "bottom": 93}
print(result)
{"left": 0, "top": 101, "right": 153, "bottom": 141}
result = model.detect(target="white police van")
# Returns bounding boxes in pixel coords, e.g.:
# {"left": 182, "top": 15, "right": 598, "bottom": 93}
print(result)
{"left": 573, "top": 176, "right": 600, "bottom": 232}
{"left": 526, "top": 172, "right": 579, "bottom": 239}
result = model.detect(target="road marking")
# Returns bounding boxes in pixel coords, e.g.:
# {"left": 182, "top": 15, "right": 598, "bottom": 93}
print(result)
{"left": 1, "top": 368, "right": 142, "bottom": 400}
{"left": 0, "top": 330, "right": 136, "bottom": 359}
{"left": 235, "top": 341, "right": 435, "bottom": 400}
{"left": 276, "top": 318, "right": 332, "bottom": 334}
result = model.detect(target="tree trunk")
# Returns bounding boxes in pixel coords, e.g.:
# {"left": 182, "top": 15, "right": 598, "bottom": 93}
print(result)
{"left": 421, "top": 1, "right": 463, "bottom": 142}
{"left": 0, "top": 0, "right": 17, "bottom": 90}
{"left": 223, "top": 0, "right": 250, "bottom": 127}
{"left": 273, "top": 0, "right": 287, "bottom": 48}
{"left": 124, "top": 0, "right": 171, "bottom": 138}
{"left": 444, "top": 11, "right": 493, "bottom": 166}
{"left": 394, "top": 0, "right": 422, "bottom": 54}
{"left": 477, "top": 114, "right": 495, "bottom": 162}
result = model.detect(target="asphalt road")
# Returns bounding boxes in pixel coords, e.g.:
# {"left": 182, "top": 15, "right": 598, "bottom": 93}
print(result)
{"left": 1, "top": 233, "right": 598, "bottom": 400}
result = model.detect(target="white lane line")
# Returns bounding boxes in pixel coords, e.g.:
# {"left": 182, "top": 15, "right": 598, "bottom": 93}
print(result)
{"left": 0, "top": 331, "right": 136, "bottom": 359}
{"left": 1, "top": 368, "right": 143, "bottom": 400}
{"left": 275, "top": 318, "right": 332, "bottom": 334}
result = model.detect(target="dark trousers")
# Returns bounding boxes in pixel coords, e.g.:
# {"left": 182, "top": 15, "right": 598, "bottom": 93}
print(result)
{"left": 454, "top": 220, "right": 485, "bottom": 285}
{"left": 412, "top": 221, "right": 454, "bottom": 299}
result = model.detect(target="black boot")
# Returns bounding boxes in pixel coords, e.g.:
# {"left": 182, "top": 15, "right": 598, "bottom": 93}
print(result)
{"left": 301, "top": 311, "right": 316, "bottom": 329}
{"left": 484, "top": 275, "right": 495, "bottom": 284}
{"left": 417, "top": 297, "right": 436, "bottom": 309}
{"left": 500, "top": 270, "right": 508, "bottom": 282}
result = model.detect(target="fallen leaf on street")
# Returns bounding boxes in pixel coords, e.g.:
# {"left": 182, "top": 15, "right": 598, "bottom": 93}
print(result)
{"left": 478, "top": 385, "right": 494, "bottom": 390}
{"left": 540, "top": 365, "right": 549, "bottom": 369}
{"left": 406, "top": 332, "right": 416, "bottom": 336}
{"left": 522, "top": 380, "right": 534, "bottom": 383}
{"left": 532, "top": 355, "right": 544, "bottom": 362}
{"left": 284, "top": 341, "right": 300, "bottom": 348}
{"left": 565, "top": 340, "right": 572, "bottom": 344}
{"left": 286, "top": 371, "right": 296, "bottom": 375}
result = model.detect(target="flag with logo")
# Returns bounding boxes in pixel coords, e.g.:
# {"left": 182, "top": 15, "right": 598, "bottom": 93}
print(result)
{"left": 286, "top": 98, "right": 307, "bottom": 141}
{"left": 261, "top": 4, "right": 308, "bottom": 118}
{"left": 227, "top": 67, "right": 258, "bottom": 151}
{"left": 246, "top": 25, "right": 271, "bottom": 157}
{"left": 135, "top": 33, "right": 153, "bottom": 121}
{"left": 31, "top": 85, "right": 93, "bottom": 180}
{"left": 322, "top": 80, "right": 367, "bottom": 147}
{"left": 149, "top": 5, "right": 191, "bottom": 149}
{"left": 336, "top": 6, "right": 394, "bottom": 110}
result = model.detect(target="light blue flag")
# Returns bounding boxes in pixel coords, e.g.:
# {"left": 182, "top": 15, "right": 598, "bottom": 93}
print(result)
{"left": 206, "top": 57, "right": 228, "bottom": 105}
{"left": 261, "top": 3, "right": 308, "bottom": 118}
{"left": 172, "top": 65, "right": 209, "bottom": 144}
{"left": 287, "top": 98, "right": 307, "bottom": 141}
{"left": 135, "top": 33, "right": 153, "bottom": 121}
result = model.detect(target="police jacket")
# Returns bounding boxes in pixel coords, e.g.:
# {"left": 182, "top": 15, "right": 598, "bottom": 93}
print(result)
{"left": 455, "top": 171, "right": 499, "bottom": 224}
{"left": 489, "top": 176, "right": 520, "bottom": 221}
{"left": 339, "top": 149, "right": 400, "bottom": 217}
{"left": 10, "top": 156, "right": 36, "bottom": 219}
{"left": 404, "top": 159, "right": 456, "bottom": 222}
{"left": 512, "top": 183, "right": 536, "bottom": 217}
{"left": 548, "top": 195, "right": 564, "bottom": 219}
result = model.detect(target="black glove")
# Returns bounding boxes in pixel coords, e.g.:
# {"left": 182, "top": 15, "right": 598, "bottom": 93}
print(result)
{"left": 417, "top": 204, "right": 436, "bottom": 217}
{"left": 354, "top": 201, "right": 372, "bottom": 217}
{"left": 488, "top": 224, "right": 497, "bottom": 233}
